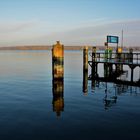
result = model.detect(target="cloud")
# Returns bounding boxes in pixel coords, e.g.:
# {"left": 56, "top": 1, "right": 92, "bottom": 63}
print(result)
{"left": 0, "top": 20, "right": 45, "bottom": 46}
{"left": 0, "top": 20, "right": 38, "bottom": 33}
{"left": 0, "top": 19, "right": 140, "bottom": 47}
{"left": 39, "top": 19, "right": 140, "bottom": 46}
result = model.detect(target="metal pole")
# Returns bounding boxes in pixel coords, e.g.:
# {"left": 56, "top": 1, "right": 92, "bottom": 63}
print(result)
{"left": 121, "top": 30, "right": 123, "bottom": 49}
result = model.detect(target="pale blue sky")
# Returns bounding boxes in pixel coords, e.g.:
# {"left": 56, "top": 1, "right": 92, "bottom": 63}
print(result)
{"left": 0, "top": 0, "right": 140, "bottom": 46}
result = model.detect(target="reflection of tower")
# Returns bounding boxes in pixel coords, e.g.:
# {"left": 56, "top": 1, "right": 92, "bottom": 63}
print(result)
{"left": 52, "top": 41, "right": 64, "bottom": 117}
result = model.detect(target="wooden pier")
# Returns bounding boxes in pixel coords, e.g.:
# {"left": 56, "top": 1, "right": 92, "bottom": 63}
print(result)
{"left": 87, "top": 48, "right": 140, "bottom": 87}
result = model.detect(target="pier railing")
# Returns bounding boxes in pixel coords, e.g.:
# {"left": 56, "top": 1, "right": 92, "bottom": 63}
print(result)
{"left": 89, "top": 52, "right": 140, "bottom": 65}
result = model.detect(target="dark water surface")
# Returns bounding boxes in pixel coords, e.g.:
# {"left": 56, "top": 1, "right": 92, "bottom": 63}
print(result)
{"left": 0, "top": 50, "right": 140, "bottom": 140}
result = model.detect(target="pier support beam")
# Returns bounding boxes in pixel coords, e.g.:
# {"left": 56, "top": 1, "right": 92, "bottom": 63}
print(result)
{"left": 83, "top": 46, "right": 88, "bottom": 93}
{"left": 91, "top": 47, "right": 98, "bottom": 79}
{"left": 129, "top": 65, "right": 136, "bottom": 82}
{"left": 129, "top": 48, "right": 133, "bottom": 63}
{"left": 131, "top": 68, "right": 134, "bottom": 82}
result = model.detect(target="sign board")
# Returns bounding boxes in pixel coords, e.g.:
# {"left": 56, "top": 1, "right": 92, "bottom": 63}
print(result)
{"left": 107, "top": 36, "right": 119, "bottom": 43}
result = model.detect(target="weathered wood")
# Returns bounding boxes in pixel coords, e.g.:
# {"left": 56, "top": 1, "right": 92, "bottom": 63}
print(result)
{"left": 52, "top": 41, "right": 64, "bottom": 80}
{"left": 88, "top": 51, "right": 140, "bottom": 84}
{"left": 83, "top": 46, "right": 88, "bottom": 93}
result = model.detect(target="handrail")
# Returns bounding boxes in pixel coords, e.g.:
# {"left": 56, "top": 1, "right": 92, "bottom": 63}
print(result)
{"left": 89, "top": 52, "right": 140, "bottom": 64}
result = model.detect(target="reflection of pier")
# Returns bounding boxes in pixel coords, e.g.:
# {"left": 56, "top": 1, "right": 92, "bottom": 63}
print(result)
{"left": 82, "top": 46, "right": 140, "bottom": 109}
{"left": 91, "top": 79, "right": 140, "bottom": 110}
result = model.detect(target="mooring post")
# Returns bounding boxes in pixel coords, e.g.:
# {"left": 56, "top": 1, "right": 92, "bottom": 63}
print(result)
{"left": 83, "top": 46, "right": 88, "bottom": 93}
{"left": 52, "top": 41, "right": 64, "bottom": 80}
{"left": 52, "top": 41, "right": 64, "bottom": 116}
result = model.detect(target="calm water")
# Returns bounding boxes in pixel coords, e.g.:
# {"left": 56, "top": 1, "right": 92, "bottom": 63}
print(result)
{"left": 0, "top": 50, "right": 140, "bottom": 140}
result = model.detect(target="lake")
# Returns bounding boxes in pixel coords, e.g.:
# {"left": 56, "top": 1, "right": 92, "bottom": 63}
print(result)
{"left": 0, "top": 50, "right": 140, "bottom": 140}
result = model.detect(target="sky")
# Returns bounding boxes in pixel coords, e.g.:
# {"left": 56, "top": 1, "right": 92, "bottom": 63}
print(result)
{"left": 0, "top": 0, "right": 140, "bottom": 47}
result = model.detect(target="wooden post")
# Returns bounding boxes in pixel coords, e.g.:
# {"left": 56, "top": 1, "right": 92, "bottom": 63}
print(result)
{"left": 52, "top": 41, "right": 64, "bottom": 80}
{"left": 104, "top": 63, "right": 108, "bottom": 78}
{"left": 83, "top": 46, "right": 88, "bottom": 93}
{"left": 52, "top": 41, "right": 64, "bottom": 116}
{"left": 129, "top": 65, "right": 136, "bottom": 82}
{"left": 116, "top": 47, "right": 123, "bottom": 72}
{"left": 131, "top": 68, "right": 134, "bottom": 82}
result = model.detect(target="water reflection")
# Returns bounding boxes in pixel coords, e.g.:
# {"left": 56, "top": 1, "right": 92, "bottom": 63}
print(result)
{"left": 90, "top": 78, "right": 140, "bottom": 110}
{"left": 52, "top": 79, "right": 64, "bottom": 117}
{"left": 83, "top": 67, "right": 88, "bottom": 94}
{"left": 103, "top": 82, "right": 117, "bottom": 110}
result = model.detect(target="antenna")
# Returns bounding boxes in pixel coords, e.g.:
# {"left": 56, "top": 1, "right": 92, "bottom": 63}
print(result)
{"left": 121, "top": 30, "right": 123, "bottom": 48}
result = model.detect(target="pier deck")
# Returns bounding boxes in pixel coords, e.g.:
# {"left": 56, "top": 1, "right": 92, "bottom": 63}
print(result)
{"left": 88, "top": 52, "right": 140, "bottom": 84}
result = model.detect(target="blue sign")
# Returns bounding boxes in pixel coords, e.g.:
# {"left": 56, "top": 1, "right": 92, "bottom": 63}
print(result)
{"left": 107, "top": 36, "right": 119, "bottom": 43}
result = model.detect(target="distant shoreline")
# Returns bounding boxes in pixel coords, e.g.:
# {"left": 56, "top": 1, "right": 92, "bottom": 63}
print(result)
{"left": 0, "top": 46, "right": 140, "bottom": 51}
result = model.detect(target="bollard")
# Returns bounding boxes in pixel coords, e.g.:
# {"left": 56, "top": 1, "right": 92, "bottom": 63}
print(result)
{"left": 83, "top": 46, "right": 88, "bottom": 93}
{"left": 52, "top": 41, "right": 64, "bottom": 80}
